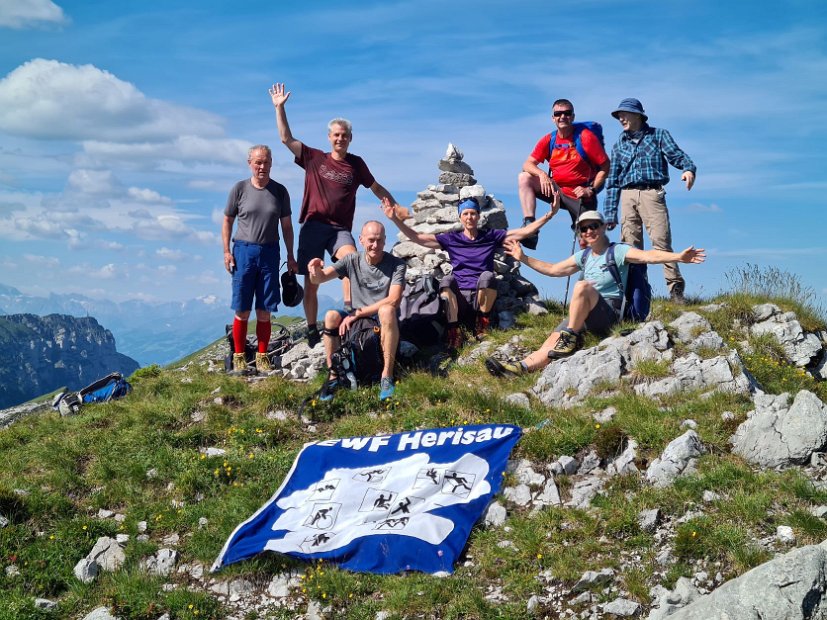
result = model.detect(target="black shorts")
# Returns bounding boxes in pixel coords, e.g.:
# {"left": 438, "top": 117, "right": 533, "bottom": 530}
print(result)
{"left": 297, "top": 220, "right": 356, "bottom": 275}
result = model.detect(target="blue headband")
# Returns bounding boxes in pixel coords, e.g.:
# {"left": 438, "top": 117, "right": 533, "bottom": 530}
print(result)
{"left": 457, "top": 198, "right": 480, "bottom": 216}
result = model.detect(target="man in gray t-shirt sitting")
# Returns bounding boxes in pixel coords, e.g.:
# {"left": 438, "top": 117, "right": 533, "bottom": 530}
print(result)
{"left": 308, "top": 220, "right": 405, "bottom": 401}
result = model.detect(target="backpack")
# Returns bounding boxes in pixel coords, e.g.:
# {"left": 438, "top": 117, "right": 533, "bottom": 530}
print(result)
{"left": 330, "top": 316, "right": 384, "bottom": 389}
{"left": 79, "top": 372, "right": 133, "bottom": 404}
{"left": 223, "top": 322, "right": 293, "bottom": 371}
{"left": 52, "top": 371, "right": 133, "bottom": 416}
{"left": 398, "top": 274, "right": 447, "bottom": 348}
{"left": 548, "top": 121, "right": 605, "bottom": 190}
{"left": 581, "top": 243, "right": 651, "bottom": 322}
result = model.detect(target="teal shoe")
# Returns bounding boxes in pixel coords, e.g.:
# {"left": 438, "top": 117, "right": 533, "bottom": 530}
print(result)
{"left": 379, "top": 377, "right": 395, "bottom": 401}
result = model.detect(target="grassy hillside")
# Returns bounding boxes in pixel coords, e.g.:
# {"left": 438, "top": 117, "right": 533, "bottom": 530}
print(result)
{"left": 1, "top": 272, "right": 825, "bottom": 619}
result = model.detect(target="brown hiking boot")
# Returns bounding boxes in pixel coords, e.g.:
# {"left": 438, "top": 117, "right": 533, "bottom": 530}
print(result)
{"left": 485, "top": 357, "right": 524, "bottom": 378}
{"left": 548, "top": 329, "right": 582, "bottom": 359}
{"left": 232, "top": 353, "right": 247, "bottom": 372}
{"left": 255, "top": 352, "right": 272, "bottom": 373}
{"left": 446, "top": 326, "right": 464, "bottom": 350}
{"left": 474, "top": 314, "right": 491, "bottom": 340}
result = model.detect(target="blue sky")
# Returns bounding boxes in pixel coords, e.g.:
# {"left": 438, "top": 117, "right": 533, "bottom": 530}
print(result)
{"left": 1, "top": 0, "right": 825, "bottom": 309}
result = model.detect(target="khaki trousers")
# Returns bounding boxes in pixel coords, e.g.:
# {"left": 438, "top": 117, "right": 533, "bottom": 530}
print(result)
{"left": 619, "top": 188, "right": 684, "bottom": 294}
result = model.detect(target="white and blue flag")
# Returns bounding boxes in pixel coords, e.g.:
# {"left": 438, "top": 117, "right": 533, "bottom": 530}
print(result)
{"left": 212, "top": 423, "right": 521, "bottom": 574}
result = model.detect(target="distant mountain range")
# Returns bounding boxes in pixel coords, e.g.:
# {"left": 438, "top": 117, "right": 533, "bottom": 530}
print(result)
{"left": 0, "top": 283, "right": 339, "bottom": 367}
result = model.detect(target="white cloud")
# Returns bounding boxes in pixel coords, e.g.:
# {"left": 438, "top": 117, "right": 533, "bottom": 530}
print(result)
{"left": 67, "top": 169, "right": 117, "bottom": 194}
{"left": 127, "top": 187, "right": 172, "bottom": 204}
{"left": 0, "top": 59, "right": 225, "bottom": 142}
{"left": 156, "top": 247, "right": 186, "bottom": 261}
{"left": 68, "top": 262, "right": 119, "bottom": 280}
{"left": 0, "top": 0, "right": 67, "bottom": 29}
{"left": 22, "top": 253, "right": 59, "bottom": 267}
{"left": 687, "top": 203, "right": 722, "bottom": 213}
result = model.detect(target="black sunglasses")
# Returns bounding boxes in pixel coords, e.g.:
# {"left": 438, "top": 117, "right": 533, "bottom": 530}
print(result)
{"left": 578, "top": 222, "right": 602, "bottom": 233}
{"left": 553, "top": 110, "right": 574, "bottom": 117}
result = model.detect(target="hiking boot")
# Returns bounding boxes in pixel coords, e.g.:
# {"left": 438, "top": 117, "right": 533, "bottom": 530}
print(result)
{"left": 474, "top": 314, "right": 491, "bottom": 340}
{"left": 670, "top": 290, "right": 687, "bottom": 305}
{"left": 232, "top": 353, "right": 247, "bottom": 372}
{"left": 255, "top": 352, "right": 272, "bottom": 373}
{"left": 446, "top": 326, "right": 463, "bottom": 350}
{"left": 485, "top": 357, "right": 524, "bottom": 378}
{"left": 521, "top": 216, "right": 538, "bottom": 250}
{"left": 548, "top": 328, "right": 582, "bottom": 359}
{"left": 307, "top": 324, "right": 321, "bottom": 348}
{"left": 319, "top": 377, "right": 340, "bottom": 402}
{"left": 379, "top": 377, "right": 395, "bottom": 401}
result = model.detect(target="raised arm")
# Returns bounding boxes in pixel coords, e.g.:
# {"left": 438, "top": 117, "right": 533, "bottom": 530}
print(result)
{"left": 504, "top": 238, "right": 580, "bottom": 278}
{"left": 269, "top": 83, "right": 302, "bottom": 158}
{"left": 626, "top": 246, "right": 706, "bottom": 265}
{"left": 381, "top": 198, "right": 440, "bottom": 249}
{"left": 506, "top": 186, "right": 560, "bottom": 241}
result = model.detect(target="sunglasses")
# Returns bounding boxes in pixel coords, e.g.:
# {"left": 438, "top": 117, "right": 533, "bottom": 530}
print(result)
{"left": 578, "top": 222, "right": 603, "bottom": 233}
{"left": 553, "top": 110, "right": 574, "bottom": 117}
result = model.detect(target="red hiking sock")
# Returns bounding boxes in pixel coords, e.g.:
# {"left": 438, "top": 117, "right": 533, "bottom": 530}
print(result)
{"left": 256, "top": 319, "right": 271, "bottom": 353}
{"left": 233, "top": 318, "right": 248, "bottom": 354}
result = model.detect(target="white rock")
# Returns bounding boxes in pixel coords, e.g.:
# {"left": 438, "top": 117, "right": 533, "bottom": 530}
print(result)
{"left": 776, "top": 525, "right": 796, "bottom": 544}
{"left": 483, "top": 501, "right": 507, "bottom": 527}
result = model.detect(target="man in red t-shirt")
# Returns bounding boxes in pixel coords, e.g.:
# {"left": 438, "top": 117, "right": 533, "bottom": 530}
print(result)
{"left": 269, "top": 83, "right": 399, "bottom": 347}
{"left": 518, "top": 99, "right": 610, "bottom": 249}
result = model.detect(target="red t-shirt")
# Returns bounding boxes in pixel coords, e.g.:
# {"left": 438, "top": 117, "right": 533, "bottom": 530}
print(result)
{"left": 529, "top": 129, "right": 609, "bottom": 198}
{"left": 296, "top": 144, "right": 376, "bottom": 230}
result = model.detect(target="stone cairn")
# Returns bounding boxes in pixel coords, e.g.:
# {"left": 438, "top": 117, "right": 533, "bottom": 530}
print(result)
{"left": 390, "top": 144, "right": 547, "bottom": 328}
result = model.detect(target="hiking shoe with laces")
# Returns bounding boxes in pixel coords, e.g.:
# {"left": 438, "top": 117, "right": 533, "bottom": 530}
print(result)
{"left": 319, "top": 377, "right": 340, "bottom": 402}
{"left": 548, "top": 328, "right": 581, "bottom": 359}
{"left": 485, "top": 357, "right": 524, "bottom": 378}
{"left": 255, "top": 352, "right": 272, "bottom": 373}
{"left": 307, "top": 324, "right": 321, "bottom": 348}
{"left": 522, "top": 216, "right": 539, "bottom": 250}
{"left": 232, "top": 353, "right": 247, "bottom": 372}
{"left": 670, "top": 290, "right": 687, "bottom": 305}
{"left": 379, "top": 377, "right": 395, "bottom": 401}
{"left": 474, "top": 314, "right": 491, "bottom": 340}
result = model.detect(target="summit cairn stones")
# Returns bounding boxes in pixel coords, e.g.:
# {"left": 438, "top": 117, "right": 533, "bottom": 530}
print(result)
{"left": 390, "top": 145, "right": 542, "bottom": 319}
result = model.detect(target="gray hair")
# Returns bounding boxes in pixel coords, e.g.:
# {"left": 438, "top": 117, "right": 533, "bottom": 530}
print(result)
{"left": 247, "top": 144, "right": 272, "bottom": 160}
{"left": 328, "top": 118, "right": 353, "bottom": 135}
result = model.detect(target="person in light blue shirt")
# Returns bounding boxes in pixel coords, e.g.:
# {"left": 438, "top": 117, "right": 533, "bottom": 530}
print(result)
{"left": 485, "top": 210, "right": 705, "bottom": 378}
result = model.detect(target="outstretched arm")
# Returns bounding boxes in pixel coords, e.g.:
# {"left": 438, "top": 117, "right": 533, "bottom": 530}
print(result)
{"left": 504, "top": 238, "right": 580, "bottom": 277}
{"left": 506, "top": 186, "right": 560, "bottom": 241}
{"left": 307, "top": 258, "right": 340, "bottom": 285}
{"left": 381, "top": 198, "right": 440, "bottom": 249}
{"left": 626, "top": 246, "right": 706, "bottom": 265}
{"left": 269, "top": 83, "right": 302, "bottom": 158}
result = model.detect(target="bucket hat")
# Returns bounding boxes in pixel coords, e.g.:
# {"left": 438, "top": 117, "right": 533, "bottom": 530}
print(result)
{"left": 611, "top": 98, "right": 648, "bottom": 122}
{"left": 280, "top": 271, "right": 304, "bottom": 307}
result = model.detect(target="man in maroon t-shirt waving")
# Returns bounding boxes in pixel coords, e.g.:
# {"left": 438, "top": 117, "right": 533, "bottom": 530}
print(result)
{"left": 517, "top": 98, "right": 610, "bottom": 250}
{"left": 269, "top": 82, "right": 399, "bottom": 347}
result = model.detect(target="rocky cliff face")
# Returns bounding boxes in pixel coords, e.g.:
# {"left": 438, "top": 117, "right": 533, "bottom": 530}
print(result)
{"left": 0, "top": 314, "right": 140, "bottom": 408}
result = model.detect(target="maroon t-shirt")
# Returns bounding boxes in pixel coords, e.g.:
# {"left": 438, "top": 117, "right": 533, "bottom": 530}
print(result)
{"left": 296, "top": 144, "right": 376, "bottom": 230}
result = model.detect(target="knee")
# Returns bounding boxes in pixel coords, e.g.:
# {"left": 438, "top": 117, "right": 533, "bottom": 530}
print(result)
{"left": 324, "top": 310, "right": 342, "bottom": 329}
{"left": 235, "top": 311, "right": 251, "bottom": 321}
{"left": 255, "top": 309, "right": 271, "bottom": 322}
{"left": 477, "top": 270, "right": 496, "bottom": 290}
{"left": 517, "top": 171, "right": 532, "bottom": 189}
{"left": 572, "top": 280, "right": 595, "bottom": 298}
{"left": 377, "top": 304, "right": 397, "bottom": 327}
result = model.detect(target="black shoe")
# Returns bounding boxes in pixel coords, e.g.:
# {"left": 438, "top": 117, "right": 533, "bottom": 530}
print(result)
{"left": 319, "top": 377, "right": 340, "bottom": 402}
{"left": 522, "top": 217, "right": 538, "bottom": 250}
{"left": 307, "top": 324, "right": 321, "bottom": 348}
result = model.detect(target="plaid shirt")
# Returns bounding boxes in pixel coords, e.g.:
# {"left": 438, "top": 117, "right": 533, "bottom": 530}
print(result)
{"left": 603, "top": 125, "right": 696, "bottom": 224}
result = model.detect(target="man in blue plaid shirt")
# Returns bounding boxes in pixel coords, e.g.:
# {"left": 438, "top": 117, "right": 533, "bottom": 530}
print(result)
{"left": 603, "top": 98, "right": 696, "bottom": 303}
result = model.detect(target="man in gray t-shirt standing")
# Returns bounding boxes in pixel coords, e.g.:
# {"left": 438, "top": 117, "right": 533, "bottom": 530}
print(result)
{"left": 308, "top": 220, "right": 405, "bottom": 401}
{"left": 222, "top": 145, "right": 297, "bottom": 373}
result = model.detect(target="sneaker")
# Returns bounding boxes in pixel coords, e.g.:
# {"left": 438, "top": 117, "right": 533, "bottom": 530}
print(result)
{"left": 232, "top": 353, "right": 247, "bottom": 372}
{"left": 446, "top": 326, "right": 463, "bottom": 350}
{"left": 307, "top": 324, "right": 321, "bottom": 348}
{"left": 548, "top": 328, "right": 581, "bottom": 359}
{"left": 485, "top": 357, "right": 524, "bottom": 378}
{"left": 379, "top": 377, "right": 395, "bottom": 401}
{"left": 319, "top": 377, "right": 340, "bottom": 402}
{"left": 255, "top": 352, "right": 272, "bottom": 373}
{"left": 474, "top": 315, "right": 491, "bottom": 340}
{"left": 521, "top": 217, "right": 538, "bottom": 250}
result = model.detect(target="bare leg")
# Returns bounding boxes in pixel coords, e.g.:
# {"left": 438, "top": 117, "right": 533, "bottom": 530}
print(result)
{"left": 477, "top": 288, "right": 497, "bottom": 313}
{"left": 377, "top": 305, "right": 399, "bottom": 379}
{"left": 303, "top": 277, "right": 318, "bottom": 326}
{"left": 322, "top": 310, "right": 343, "bottom": 371}
{"left": 334, "top": 244, "right": 357, "bottom": 308}
{"left": 440, "top": 288, "right": 459, "bottom": 323}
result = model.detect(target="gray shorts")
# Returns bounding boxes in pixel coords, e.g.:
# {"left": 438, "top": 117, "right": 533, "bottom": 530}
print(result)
{"left": 556, "top": 294, "right": 621, "bottom": 336}
{"left": 297, "top": 220, "right": 356, "bottom": 275}
{"left": 439, "top": 271, "right": 495, "bottom": 326}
